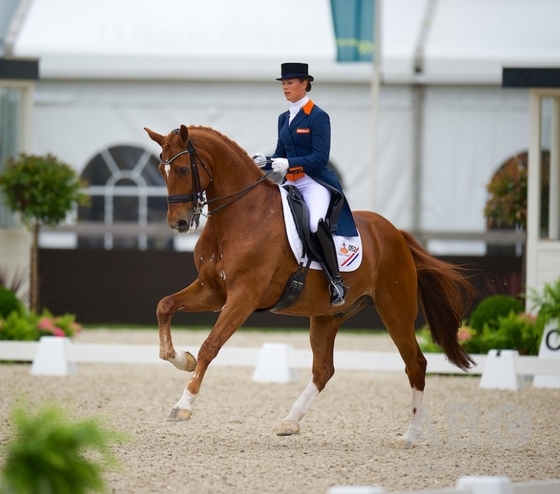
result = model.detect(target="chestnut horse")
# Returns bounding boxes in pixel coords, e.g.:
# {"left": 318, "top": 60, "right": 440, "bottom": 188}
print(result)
{"left": 145, "top": 124, "right": 475, "bottom": 448}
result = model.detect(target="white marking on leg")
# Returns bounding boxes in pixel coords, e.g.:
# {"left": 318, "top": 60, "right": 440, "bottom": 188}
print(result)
{"left": 173, "top": 387, "right": 197, "bottom": 411}
{"left": 401, "top": 387, "right": 424, "bottom": 447}
{"left": 283, "top": 380, "right": 320, "bottom": 423}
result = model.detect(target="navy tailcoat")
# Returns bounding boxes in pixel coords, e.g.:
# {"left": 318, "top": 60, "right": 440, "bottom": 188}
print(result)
{"left": 266, "top": 100, "right": 358, "bottom": 237}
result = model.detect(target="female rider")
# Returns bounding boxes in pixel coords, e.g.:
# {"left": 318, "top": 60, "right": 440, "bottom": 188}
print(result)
{"left": 253, "top": 62, "right": 357, "bottom": 306}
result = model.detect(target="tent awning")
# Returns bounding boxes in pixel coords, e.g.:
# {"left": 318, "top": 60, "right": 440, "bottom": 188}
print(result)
{"left": 8, "top": 0, "right": 560, "bottom": 84}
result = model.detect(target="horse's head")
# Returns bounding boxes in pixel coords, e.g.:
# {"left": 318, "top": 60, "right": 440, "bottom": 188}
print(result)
{"left": 145, "top": 124, "right": 212, "bottom": 233}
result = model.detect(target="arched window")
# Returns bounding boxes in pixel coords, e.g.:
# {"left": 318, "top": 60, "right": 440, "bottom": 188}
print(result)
{"left": 78, "top": 145, "right": 168, "bottom": 250}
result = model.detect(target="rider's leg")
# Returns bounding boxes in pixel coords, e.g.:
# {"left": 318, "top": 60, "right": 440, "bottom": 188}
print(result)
{"left": 286, "top": 176, "right": 345, "bottom": 306}
{"left": 313, "top": 219, "right": 346, "bottom": 306}
{"left": 286, "top": 176, "right": 330, "bottom": 233}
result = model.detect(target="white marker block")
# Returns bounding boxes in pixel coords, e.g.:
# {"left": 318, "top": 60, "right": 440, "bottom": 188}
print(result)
{"left": 328, "top": 486, "right": 384, "bottom": 494}
{"left": 252, "top": 343, "right": 298, "bottom": 383}
{"left": 479, "top": 349, "right": 523, "bottom": 390}
{"left": 456, "top": 476, "right": 512, "bottom": 494}
{"left": 31, "top": 336, "right": 77, "bottom": 376}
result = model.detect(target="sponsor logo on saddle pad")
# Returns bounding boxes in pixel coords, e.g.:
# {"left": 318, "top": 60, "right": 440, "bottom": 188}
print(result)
{"left": 338, "top": 241, "right": 360, "bottom": 268}
{"left": 279, "top": 185, "right": 362, "bottom": 272}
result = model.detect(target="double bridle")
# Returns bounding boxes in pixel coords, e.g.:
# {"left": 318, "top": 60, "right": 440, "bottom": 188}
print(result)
{"left": 161, "top": 138, "right": 210, "bottom": 209}
{"left": 161, "top": 130, "right": 273, "bottom": 219}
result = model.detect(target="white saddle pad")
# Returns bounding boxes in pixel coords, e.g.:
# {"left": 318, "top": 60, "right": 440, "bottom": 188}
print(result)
{"left": 279, "top": 185, "right": 362, "bottom": 272}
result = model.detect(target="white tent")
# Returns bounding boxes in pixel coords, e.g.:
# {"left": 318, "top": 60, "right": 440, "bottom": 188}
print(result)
{"left": 6, "top": 0, "right": 560, "bottom": 253}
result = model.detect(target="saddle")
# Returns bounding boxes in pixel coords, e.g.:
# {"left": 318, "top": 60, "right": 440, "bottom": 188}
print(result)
{"left": 259, "top": 185, "right": 317, "bottom": 312}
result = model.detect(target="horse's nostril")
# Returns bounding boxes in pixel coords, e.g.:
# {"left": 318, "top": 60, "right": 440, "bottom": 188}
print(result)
{"left": 176, "top": 219, "right": 188, "bottom": 229}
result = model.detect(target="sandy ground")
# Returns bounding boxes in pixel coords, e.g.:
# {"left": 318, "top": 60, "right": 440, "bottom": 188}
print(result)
{"left": 1, "top": 328, "right": 559, "bottom": 493}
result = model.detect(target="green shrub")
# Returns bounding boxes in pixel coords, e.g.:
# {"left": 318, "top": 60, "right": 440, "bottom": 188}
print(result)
{"left": 464, "top": 312, "right": 540, "bottom": 355}
{"left": 0, "top": 402, "right": 126, "bottom": 494}
{"left": 418, "top": 324, "right": 475, "bottom": 354}
{"left": 0, "top": 310, "right": 81, "bottom": 341}
{"left": 529, "top": 277, "right": 560, "bottom": 333}
{"left": 0, "top": 286, "right": 24, "bottom": 320}
{"left": 419, "top": 312, "right": 541, "bottom": 356}
{"left": 0, "top": 311, "right": 39, "bottom": 341}
{"left": 420, "top": 288, "right": 550, "bottom": 357}
{"left": 469, "top": 295, "right": 524, "bottom": 332}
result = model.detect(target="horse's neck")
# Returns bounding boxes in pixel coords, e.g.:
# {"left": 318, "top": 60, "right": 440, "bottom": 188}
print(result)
{"left": 194, "top": 130, "right": 280, "bottom": 228}
{"left": 206, "top": 166, "right": 279, "bottom": 231}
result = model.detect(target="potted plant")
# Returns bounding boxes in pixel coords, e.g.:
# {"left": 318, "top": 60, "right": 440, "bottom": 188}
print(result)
{"left": 0, "top": 154, "right": 87, "bottom": 312}
{"left": 484, "top": 151, "right": 549, "bottom": 230}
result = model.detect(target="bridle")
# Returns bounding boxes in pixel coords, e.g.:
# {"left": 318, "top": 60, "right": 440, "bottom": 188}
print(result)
{"left": 161, "top": 137, "right": 210, "bottom": 208}
{"left": 161, "top": 130, "right": 274, "bottom": 219}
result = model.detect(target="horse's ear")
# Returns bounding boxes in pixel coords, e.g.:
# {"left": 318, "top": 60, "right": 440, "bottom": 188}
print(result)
{"left": 144, "top": 127, "right": 164, "bottom": 145}
{"left": 179, "top": 125, "right": 189, "bottom": 144}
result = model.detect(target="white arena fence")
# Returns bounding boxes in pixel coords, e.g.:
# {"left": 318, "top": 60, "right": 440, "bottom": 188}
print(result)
{"left": 0, "top": 337, "right": 559, "bottom": 391}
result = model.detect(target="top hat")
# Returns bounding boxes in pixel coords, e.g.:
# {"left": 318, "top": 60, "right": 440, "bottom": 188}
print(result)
{"left": 276, "top": 62, "right": 314, "bottom": 81}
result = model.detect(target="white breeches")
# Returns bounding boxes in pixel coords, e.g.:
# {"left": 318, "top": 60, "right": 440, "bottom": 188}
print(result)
{"left": 285, "top": 175, "right": 331, "bottom": 233}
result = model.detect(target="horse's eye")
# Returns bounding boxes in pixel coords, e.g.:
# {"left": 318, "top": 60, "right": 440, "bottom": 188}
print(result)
{"left": 178, "top": 166, "right": 189, "bottom": 176}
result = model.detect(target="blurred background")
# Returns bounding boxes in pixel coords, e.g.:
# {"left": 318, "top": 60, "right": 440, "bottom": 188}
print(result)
{"left": 1, "top": 0, "right": 559, "bottom": 327}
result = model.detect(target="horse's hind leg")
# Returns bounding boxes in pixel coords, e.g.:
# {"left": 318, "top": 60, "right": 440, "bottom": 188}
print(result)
{"left": 376, "top": 289, "right": 427, "bottom": 449}
{"left": 277, "top": 315, "right": 341, "bottom": 436}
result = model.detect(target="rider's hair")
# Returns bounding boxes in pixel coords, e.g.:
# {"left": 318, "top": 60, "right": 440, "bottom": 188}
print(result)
{"left": 300, "top": 78, "right": 312, "bottom": 92}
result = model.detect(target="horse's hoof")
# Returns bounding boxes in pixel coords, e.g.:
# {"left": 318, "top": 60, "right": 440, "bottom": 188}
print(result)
{"left": 276, "top": 420, "right": 300, "bottom": 436}
{"left": 169, "top": 351, "right": 197, "bottom": 372}
{"left": 396, "top": 436, "right": 416, "bottom": 450}
{"left": 185, "top": 351, "right": 197, "bottom": 372}
{"left": 167, "top": 408, "right": 192, "bottom": 422}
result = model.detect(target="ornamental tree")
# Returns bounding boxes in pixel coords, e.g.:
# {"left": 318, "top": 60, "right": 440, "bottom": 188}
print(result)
{"left": 484, "top": 151, "right": 549, "bottom": 230}
{"left": 0, "top": 154, "right": 87, "bottom": 312}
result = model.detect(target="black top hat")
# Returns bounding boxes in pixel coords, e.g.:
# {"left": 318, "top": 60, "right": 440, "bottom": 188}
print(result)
{"left": 276, "top": 62, "right": 314, "bottom": 81}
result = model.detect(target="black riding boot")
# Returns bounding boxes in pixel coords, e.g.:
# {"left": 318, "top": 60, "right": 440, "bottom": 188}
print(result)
{"left": 313, "top": 219, "right": 346, "bottom": 307}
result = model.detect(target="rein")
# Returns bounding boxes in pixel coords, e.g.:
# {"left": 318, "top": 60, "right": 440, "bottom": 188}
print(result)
{"left": 163, "top": 132, "right": 274, "bottom": 218}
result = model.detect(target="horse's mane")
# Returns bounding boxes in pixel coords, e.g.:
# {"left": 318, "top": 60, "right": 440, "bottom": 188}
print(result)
{"left": 187, "top": 125, "right": 252, "bottom": 162}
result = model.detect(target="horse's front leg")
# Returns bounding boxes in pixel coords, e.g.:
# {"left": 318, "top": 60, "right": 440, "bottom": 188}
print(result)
{"left": 167, "top": 289, "right": 260, "bottom": 422}
{"left": 157, "top": 277, "right": 224, "bottom": 373}
{"left": 277, "top": 315, "right": 341, "bottom": 436}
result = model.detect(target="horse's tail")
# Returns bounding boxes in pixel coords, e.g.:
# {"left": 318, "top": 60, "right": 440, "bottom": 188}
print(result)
{"left": 400, "top": 230, "right": 476, "bottom": 371}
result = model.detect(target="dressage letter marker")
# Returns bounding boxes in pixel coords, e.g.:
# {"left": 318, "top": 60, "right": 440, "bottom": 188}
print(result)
{"left": 533, "top": 320, "right": 560, "bottom": 388}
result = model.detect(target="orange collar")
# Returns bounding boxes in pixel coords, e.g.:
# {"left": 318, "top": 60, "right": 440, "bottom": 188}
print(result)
{"left": 302, "top": 100, "right": 315, "bottom": 115}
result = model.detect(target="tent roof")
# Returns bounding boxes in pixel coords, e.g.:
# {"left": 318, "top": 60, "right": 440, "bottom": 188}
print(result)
{"left": 7, "top": 0, "right": 560, "bottom": 84}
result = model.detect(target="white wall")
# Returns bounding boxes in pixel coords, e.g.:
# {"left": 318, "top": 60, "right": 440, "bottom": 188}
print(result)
{"left": 30, "top": 78, "right": 533, "bottom": 255}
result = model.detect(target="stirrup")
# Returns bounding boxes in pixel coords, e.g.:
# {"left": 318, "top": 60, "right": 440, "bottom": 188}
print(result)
{"left": 329, "top": 279, "right": 346, "bottom": 307}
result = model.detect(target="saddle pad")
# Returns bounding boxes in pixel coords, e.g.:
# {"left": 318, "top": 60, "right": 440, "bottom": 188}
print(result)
{"left": 278, "top": 185, "right": 362, "bottom": 272}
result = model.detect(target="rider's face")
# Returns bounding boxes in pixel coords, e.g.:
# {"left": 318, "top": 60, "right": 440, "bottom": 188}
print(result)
{"left": 281, "top": 78, "right": 308, "bottom": 103}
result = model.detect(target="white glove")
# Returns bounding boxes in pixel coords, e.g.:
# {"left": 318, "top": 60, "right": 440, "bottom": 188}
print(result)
{"left": 252, "top": 153, "right": 267, "bottom": 168}
{"left": 271, "top": 158, "right": 289, "bottom": 175}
